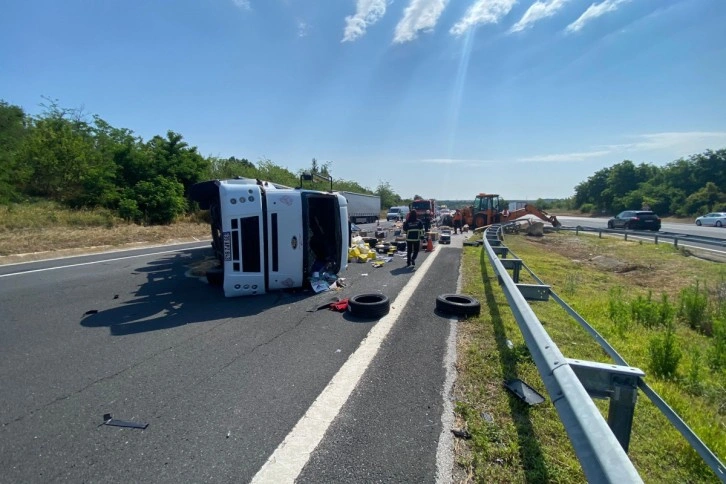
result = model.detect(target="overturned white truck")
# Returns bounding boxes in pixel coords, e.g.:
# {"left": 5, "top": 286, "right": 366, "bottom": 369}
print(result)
{"left": 189, "top": 178, "right": 350, "bottom": 297}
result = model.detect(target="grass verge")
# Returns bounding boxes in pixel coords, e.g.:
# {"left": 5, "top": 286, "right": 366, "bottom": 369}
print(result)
{"left": 0, "top": 201, "right": 210, "bottom": 262}
{"left": 454, "top": 230, "right": 725, "bottom": 483}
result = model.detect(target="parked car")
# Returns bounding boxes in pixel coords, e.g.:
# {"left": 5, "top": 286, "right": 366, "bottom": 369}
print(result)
{"left": 607, "top": 210, "right": 661, "bottom": 231}
{"left": 695, "top": 212, "right": 726, "bottom": 227}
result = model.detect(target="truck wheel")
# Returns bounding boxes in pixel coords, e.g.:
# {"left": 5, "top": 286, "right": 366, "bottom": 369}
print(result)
{"left": 436, "top": 294, "right": 481, "bottom": 317}
{"left": 348, "top": 293, "right": 390, "bottom": 319}
{"left": 206, "top": 267, "right": 224, "bottom": 287}
{"left": 474, "top": 214, "right": 486, "bottom": 228}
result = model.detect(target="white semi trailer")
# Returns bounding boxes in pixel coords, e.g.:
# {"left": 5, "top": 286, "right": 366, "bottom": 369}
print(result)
{"left": 339, "top": 191, "right": 381, "bottom": 224}
{"left": 189, "top": 178, "right": 349, "bottom": 297}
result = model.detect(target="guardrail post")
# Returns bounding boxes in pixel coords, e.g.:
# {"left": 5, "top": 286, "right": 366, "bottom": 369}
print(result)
{"left": 624, "top": 233, "right": 628, "bottom": 241}
{"left": 576, "top": 227, "right": 580, "bottom": 235}
{"left": 674, "top": 237, "right": 678, "bottom": 249}
{"left": 654, "top": 235, "right": 658, "bottom": 244}
{"left": 599, "top": 230, "right": 602, "bottom": 239}
{"left": 609, "top": 379, "right": 639, "bottom": 452}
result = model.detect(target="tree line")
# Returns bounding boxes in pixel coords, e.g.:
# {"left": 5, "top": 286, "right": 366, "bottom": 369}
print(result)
{"left": 0, "top": 99, "right": 408, "bottom": 224}
{"left": 1, "top": 98, "right": 723, "bottom": 223}
{"left": 572, "top": 151, "right": 725, "bottom": 216}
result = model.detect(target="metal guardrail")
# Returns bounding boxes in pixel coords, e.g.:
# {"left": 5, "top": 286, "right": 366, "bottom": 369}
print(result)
{"left": 561, "top": 225, "right": 726, "bottom": 250}
{"left": 482, "top": 225, "right": 726, "bottom": 483}
{"left": 482, "top": 226, "right": 643, "bottom": 483}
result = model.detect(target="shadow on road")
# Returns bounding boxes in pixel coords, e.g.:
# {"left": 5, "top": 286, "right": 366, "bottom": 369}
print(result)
{"left": 79, "top": 250, "right": 312, "bottom": 336}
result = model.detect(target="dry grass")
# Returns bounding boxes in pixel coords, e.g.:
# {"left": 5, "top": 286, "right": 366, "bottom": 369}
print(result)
{"left": 0, "top": 201, "right": 212, "bottom": 264}
{"left": 0, "top": 222, "right": 210, "bottom": 265}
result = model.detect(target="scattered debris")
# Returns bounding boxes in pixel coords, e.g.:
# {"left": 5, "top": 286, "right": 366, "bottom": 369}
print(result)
{"left": 481, "top": 412, "right": 494, "bottom": 423}
{"left": 329, "top": 298, "right": 349, "bottom": 312}
{"left": 451, "top": 429, "right": 472, "bottom": 440}
{"left": 102, "top": 413, "right": 148, "bottom": 429}
{"left": 113, "top": 295, "right": 119, "bottom": 299}
{"left": 503, "top": 379, "right": 545, "bottom": 405}
{"left": 84, "top": 310, "right": 98, "bottom": 316}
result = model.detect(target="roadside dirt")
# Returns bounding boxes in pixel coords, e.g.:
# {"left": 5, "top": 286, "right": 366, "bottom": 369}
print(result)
{"left": 0, "top": 223, "right": 211, "bottom": 265}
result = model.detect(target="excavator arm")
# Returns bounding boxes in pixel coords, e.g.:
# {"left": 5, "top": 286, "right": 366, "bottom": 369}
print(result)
{"left": 505, "top": 204, "right": 561, "bottom": 227}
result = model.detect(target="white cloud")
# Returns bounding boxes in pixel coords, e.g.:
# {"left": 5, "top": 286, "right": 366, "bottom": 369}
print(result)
{"left": 232, "top": 0, "right": 251, "bottom": 10}
{"left": 342, "top": 0, "right": 387, "bottom": 42}
{"left": 565, "top": 0, "right": 629, "bottom": 33}
{"left": 518, "top": 132, "right": 726, "bottom": 163}
{"left": 393, "top": 0, "right": 450, "bottom": 44}
{"left": 510, "top": 0, "right": 569, "bottom": 33}
{"left": 601, "top": 132, "right": 726, "bottom": 153}
{"left": 517, "top": 150, "right": 611, "bottom": 162}
{"left": 450, "top": 0, "right": 517, "bottom": 36}
{"left": 297, "top": 19, "right": 310, "bottom": 37}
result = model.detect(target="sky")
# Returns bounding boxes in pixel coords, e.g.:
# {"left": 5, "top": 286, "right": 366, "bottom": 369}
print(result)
{"left": 2, "top": 0, "right": 725, "bottom": 201}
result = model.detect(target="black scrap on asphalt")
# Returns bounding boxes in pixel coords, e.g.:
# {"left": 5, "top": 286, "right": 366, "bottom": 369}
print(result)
{"left": 83, "top": 310, "right": 98, "bottom": 316}
{"left": 102, "top": 413, "right": 149, "bottom": 430}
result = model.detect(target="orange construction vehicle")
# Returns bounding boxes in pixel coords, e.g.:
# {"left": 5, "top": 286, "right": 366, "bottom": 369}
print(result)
{"left": 460, "top": 193, "right": 561, "bottom": 230}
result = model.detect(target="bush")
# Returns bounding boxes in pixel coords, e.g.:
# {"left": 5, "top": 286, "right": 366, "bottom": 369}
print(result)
{"left": 708, "top": 313, "right": 726, "bottom": 370}
{"left": 117, "top": 177, "right": 186, "bottom": 225}
{"left": 648, "top": 327, "right": 682, "bottom": 379}
{"left": 607, "top": 286, "right": 630, "bottom": 336}
{"left": 678, "top": 281, "right": 711, "bottom": 335}
{"left": 579, "top": 203, "right": 595, "bottom": 214}
{"left": 631, "top": 291, "right": 672, "bottom": 328}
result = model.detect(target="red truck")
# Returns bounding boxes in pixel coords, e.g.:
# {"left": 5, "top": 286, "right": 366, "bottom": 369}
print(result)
{"left": 410, "top": 196, "right": 435, "bottom": 228}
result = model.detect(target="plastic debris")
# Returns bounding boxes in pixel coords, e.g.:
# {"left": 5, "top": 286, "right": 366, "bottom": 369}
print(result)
{"left": 451, "top": 429, "right": 472, "bottom": 439}
{"left": 102, "top": 413, "right": 148, "bottom": 430}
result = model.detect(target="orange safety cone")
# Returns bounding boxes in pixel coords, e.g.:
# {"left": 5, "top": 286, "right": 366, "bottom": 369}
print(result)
{"left": 425, "top": 236, "right": 434, "bottom": 252}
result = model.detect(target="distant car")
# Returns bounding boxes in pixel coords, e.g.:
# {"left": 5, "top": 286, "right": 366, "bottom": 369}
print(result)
{"left": 695, "top": 212, "right": 726, "bottom": 227}
{"left": 386, "top": 206, "right": 410, "bottom": 222}
{"left": 607, "top": 210, "right": 661, "bottom": 231}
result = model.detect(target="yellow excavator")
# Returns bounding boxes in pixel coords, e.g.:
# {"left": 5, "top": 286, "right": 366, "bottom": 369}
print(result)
{"left": 460, "top": 193, "right": 561, "bottom": 230}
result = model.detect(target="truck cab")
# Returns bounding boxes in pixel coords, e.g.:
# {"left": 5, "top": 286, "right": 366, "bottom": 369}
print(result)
{"left": 189, "top": 178, "right": 349, "bottom": 297}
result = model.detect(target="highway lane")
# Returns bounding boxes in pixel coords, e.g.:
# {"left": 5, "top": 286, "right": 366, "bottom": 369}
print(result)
{"left": 0, "top": 223, "right": 465, "bottom": 483}
{"left": 556, "top": 215, "right": 726, "bottom": 239}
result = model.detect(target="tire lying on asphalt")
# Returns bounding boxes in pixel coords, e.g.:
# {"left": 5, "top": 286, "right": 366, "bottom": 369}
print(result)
{"left": 348, "top": 293, "right": 390, "bottom": 319}
{"left": 206, "top": 267, "right": 224, "bottom": 287}
{"left": 436, "top": 294, "right": 481, "bottom": 317}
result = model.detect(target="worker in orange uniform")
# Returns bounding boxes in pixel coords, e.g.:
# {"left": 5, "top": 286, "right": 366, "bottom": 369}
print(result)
{"left": 453, "top": 209, "right": 463, "bottom": 234}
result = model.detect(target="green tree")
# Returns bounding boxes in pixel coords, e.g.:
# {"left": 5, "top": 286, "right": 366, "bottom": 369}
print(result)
{"left": 144, "top": 131, "right": 208, "bottom": 194}
{"left": 119, "top": 176, "right": 186, "bottom": 225}
{"left": 0, "top": 100, "right": 29, "bottom": 203}
{"left": 375, "top": 181, "right": 400, "bottom": 209}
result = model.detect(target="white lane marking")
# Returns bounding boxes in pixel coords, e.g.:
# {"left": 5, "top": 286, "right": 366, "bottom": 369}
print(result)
{"left": 435, "top": 251, "right": 463, "bottom": 484}
{"left": 251, "top": 246, "right": 443, "bottom": 484}
{"left": 0, "top": 245, "right": 208, "bottom": 278}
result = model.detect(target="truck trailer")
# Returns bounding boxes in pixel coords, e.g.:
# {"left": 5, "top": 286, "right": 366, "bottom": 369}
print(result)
{"left": 189, "top": 178, "right": 349, "bottom": 297}
{"left": 339, "top": 191, "right": 381, "bottom": 224}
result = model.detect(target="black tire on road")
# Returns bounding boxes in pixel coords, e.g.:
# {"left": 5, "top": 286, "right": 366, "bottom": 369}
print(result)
{"left": 436, "top": 294, "right": 481, "bottom": 317}
{"left": 348, "top": 293, "right": 390, "bottom": 319}
{"left": 206, "top": 267, "right": 224, "bottom": 287}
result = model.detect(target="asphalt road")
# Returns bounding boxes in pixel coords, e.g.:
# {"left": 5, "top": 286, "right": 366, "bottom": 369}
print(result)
{"left": 0, "top": 222, "right": 467, "bottom": 483}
